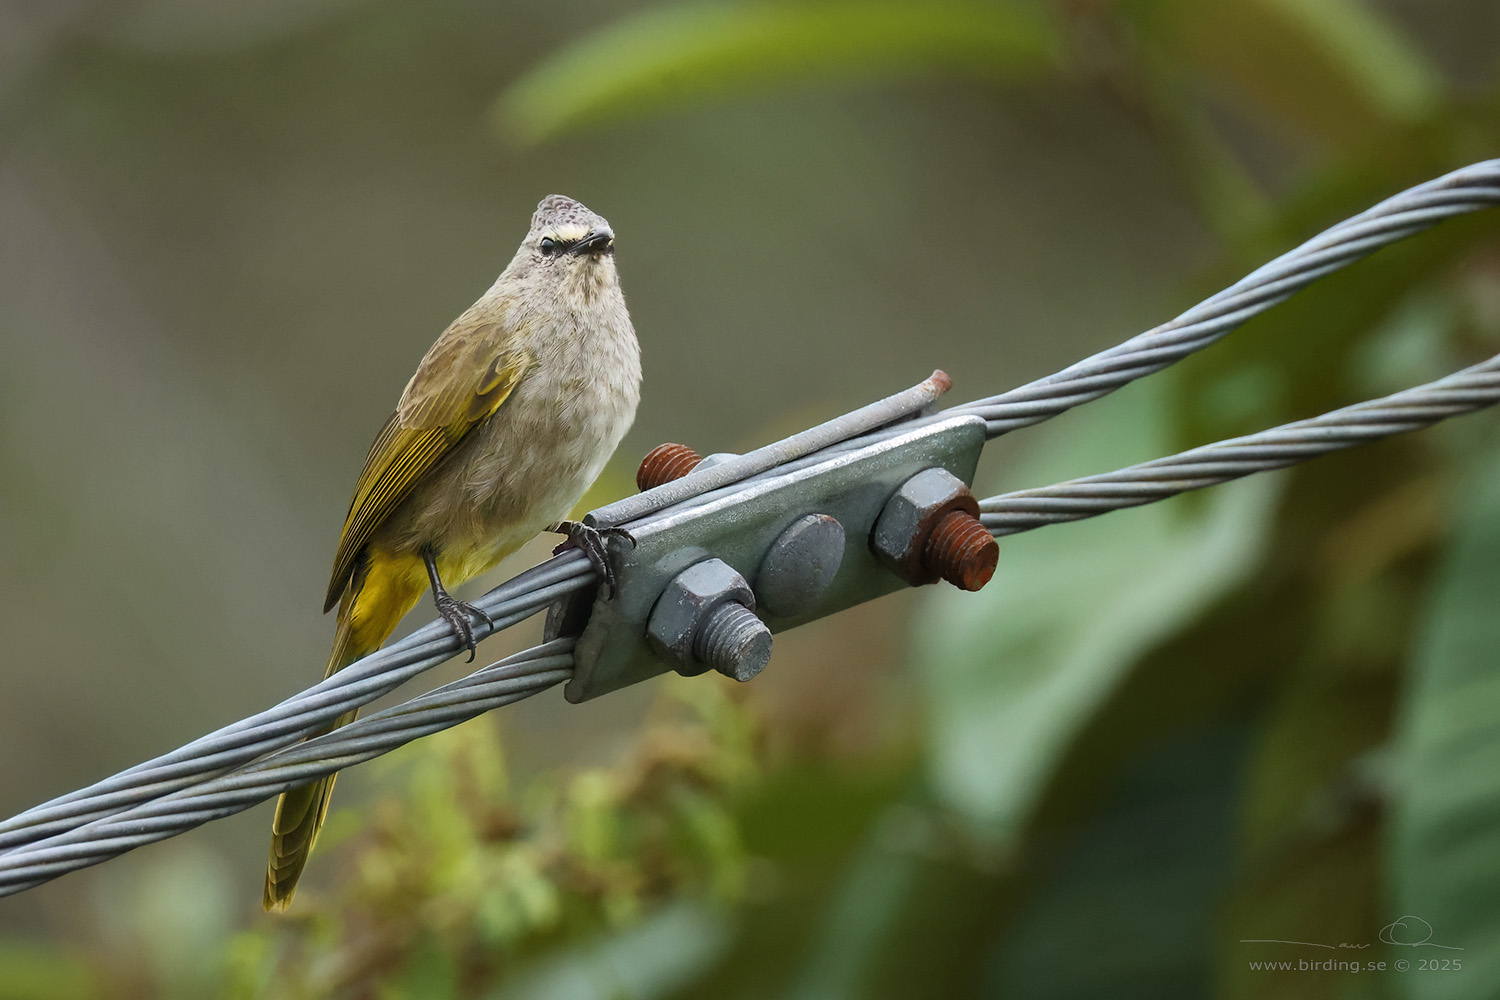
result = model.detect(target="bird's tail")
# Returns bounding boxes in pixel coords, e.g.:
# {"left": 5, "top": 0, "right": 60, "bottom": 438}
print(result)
{"left": 264, "top": 552, "right": 425, "bottom": 912}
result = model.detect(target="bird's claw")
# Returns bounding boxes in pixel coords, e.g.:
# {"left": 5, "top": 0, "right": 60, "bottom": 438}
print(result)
{"left": 551, "top": 521, "right": 634, "bottom": 598}
{"left": 434, "top": 593, "right": 493, "bottom": 662}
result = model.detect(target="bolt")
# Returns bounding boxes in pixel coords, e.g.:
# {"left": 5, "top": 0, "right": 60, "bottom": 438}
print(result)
{"left": 646, "top": 558, "right": 773, "bottom": 681}
{"left": 923, "top": 509, "right": 998, "bottom": 591}
{"left": 871, "top": 467, "right": 998, "bottom": 590}
{"left": 693, "top": 603, "right": 772, "bottom": 681}
{"left": 755, "top": 513, "right": 846, "bottom": 617}
{"left": 636, "top": 442, "right": 703, "bottom": 491}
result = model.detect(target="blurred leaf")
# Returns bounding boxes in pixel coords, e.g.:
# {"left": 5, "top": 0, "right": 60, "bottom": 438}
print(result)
{"left": 497, "top": 0, "right": 1060, "bottom": 144}
{"left": 131, "top": 847, "right": 237, "bottom": 999}
{"left": 1389, "top": 436, "right": 1500, "bottom": 998}
{"left": 241, "top": 680, "right": 758, "bottom": 996}
{"left": 1219, "top": 640, "right": 1393, "bottom": 999}
{"left": 389, "top": 936, "right": 459, "bottom": 1000}
{"left": 779, "top": 806, "right": 930, "bottom": 1000}
{"left": 221, "top": 932, "right": 279, "bottom": 1000}
{"left": 490, "top": 901, "right": 732, "bottom": 1000}
{"left": 677, "top": 762, "right": 916, "bottom": 999}
{"left": 914, "top": 376, "right": 1280, "bottom": 840}
{"left": 1148, "top": 0, "right": 1442, "bottom": 151}
{"left": 1258, "top": 0, "right": 1441, "bottom": 123}
{"left": 0, "top": 944, "right": 99, "bottom": 1000}
{"left": 989, "top": 723, "right": 1246, "bottom": 997}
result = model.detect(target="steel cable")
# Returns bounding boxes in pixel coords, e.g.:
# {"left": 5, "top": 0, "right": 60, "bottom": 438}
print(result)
{"left": 0, "top": 641, "right": 575, "bottom": 892}
{"left": 1, "top": 160, "right": 1498, "bottom": 898}
{"left": 657, "top": 165, "right": 1500, "bottom": 514}
{"left": 980, "top": 356, "right": 1500, "bottom": 534}
{"left": 949, "top": 163, "right": 1500, "bottom": 437}
{"left": 0, "top": 553, "right": 595, "bottom": 852}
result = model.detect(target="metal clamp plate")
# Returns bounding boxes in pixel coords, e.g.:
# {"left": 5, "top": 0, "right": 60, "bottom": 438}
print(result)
{"left": 558, "top": 414, "right": 987, "bottom": 702}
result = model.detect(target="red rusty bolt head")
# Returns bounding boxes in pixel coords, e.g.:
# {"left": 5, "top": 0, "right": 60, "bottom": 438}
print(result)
{"left": 871, "top": 467, "right": 998, "bottom": 590}
{"left": 636, "top": 442, "right": 703, "bottom": 491}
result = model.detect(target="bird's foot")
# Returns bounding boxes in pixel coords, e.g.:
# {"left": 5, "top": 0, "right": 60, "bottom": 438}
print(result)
{"left": 434, "top": 593, "right": 493, "bottom": 663}
{"left": 550, "top": 520, "right": 635, "bottom": 597}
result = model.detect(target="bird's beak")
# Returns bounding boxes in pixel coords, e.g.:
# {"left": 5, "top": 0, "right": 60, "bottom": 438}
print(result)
{"left": 574, "top": 226, "right": 614, "bottom": 255}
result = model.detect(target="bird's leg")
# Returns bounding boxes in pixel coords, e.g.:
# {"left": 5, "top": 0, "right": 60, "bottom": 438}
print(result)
{"left": 422, "top": 548, "right": 492, "bottom": 663}
{"left": 549, "top": 520, "right": 635, "bottom": 597}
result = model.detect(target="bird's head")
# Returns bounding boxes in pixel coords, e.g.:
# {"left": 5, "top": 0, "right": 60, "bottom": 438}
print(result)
{"left": 525, "top": 194, "right": 615, "bottom": 274}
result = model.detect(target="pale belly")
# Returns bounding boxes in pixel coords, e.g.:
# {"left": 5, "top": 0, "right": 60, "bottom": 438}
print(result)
{"left": 371, "top": 369, "right": 637, "bottom": 588}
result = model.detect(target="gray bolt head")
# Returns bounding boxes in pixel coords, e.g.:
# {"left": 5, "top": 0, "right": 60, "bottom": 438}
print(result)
{"left": 646, "top": 558, "right": 755, "bottom": 676}
{"left": 871, "top": 467, "right": 977, "bottom": 584}
{"left": 756, "top": 513, "right": 846, "bottom": 618}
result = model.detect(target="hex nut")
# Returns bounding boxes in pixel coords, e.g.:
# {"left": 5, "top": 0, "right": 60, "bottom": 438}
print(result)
{"left": 755, "top": 513, "right": 846, "bottom": 618}
{"left": 870, "top": 467, "right": 980, "bottom": 585}
{"left": 646, "top": 558, "right": 756, "bottom": 676}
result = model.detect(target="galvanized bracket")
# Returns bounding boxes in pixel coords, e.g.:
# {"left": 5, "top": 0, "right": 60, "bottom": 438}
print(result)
{"left": 551, "top": 413, "right": 988, "bottom": 702}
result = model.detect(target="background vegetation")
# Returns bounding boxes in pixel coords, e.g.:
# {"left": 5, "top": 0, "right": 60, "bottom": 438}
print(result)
{"left": 2, "top": 1, "right": 1499, "bottom": 997}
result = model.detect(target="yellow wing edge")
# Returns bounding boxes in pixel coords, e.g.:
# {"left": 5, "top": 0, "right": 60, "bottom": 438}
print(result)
{"left": 322, "top": 355, "right": 528, "bottom": 612}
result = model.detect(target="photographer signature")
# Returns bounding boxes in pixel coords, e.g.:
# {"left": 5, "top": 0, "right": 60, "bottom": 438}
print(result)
{"left": 1240, "top": 915, "right": 1462, "bottom": 951}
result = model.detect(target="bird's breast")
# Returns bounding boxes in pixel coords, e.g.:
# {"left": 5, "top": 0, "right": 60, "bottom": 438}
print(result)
{"left": 391, "top": 316, "right": 640, "bottom": 580}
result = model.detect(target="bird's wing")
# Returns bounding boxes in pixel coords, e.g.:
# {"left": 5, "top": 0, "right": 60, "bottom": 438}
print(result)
{"left": 324, "top": 320, "right": 530, "bottom": 611}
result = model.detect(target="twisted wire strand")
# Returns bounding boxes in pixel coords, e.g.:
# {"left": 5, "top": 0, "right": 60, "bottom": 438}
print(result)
{"left": 948, "top": 162, "right": 1500, "bottom": 437}
{"left": 0, "top": 641, "right": 575, "bottom": 894}
{"left": 650, "top": 164, "right": 1500, "bottom": 520}
{"left": 980, "top": 356, "right": 1500, "bottom": 534}
{"left": 0, "top": 553, "right": 595, "bottom": 853}
{"left": 1, "top": 161, "right": 1497, "bottom": 898}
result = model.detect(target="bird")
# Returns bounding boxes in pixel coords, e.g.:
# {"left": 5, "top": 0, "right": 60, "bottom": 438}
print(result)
{"left": 264, "top": 194, "right": 641, "bottom": 911}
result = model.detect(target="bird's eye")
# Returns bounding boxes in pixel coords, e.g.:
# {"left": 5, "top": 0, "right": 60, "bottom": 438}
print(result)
{"left": 539, "top": 237, "right": 558, "bottom": 255}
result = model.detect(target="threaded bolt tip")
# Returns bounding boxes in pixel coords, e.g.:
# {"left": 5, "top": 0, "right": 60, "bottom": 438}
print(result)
{"left": 694, "top": 603, "right": 772, "bottom": 682}
{"left": 923, "top": 510, "right": 998, "bottom": 591}
{"left": 637, "top": 443, "right": 703, "bottom": 491}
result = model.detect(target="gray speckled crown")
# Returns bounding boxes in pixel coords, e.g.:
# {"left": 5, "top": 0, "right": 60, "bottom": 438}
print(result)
{"left": 532, "top": 194, "right": 607, "bottom": 231}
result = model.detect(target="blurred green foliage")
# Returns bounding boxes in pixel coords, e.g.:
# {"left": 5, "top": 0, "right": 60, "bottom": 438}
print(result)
{"left": 3, "top": 0, "right": 1500, "bottom": 998}
{"left": 916, "top": 374, "right": 1281, "bottom": 842}
{"left": 498, "top": 1, "right": 1060, "bottom": 144}
{"left": 1389, "top": 445, "right": 1500, "bottom": 998}
{"left": 222, "top": 678, "right": 756, "bottom": 999}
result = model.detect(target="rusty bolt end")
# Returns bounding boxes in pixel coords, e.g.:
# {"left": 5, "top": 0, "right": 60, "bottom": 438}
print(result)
{"left": 636, "top": 442, "right": 703, "bottom": 492}
{"left": 923, "top": 510, "right": 998, "bottom": 591}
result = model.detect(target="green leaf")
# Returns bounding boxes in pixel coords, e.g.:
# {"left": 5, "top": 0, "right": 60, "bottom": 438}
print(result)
{"left": 1389, "top": 440, "right": 1500, "bottom": 998}
{"left": 989, "top": 724, "right": 1246, "bottom": 996}
{"left": 1156, "top": 0, "right": 1442, "bottom": 150}
{"left": 779, "top": 817, "right": 929, "bottom": 1000}
{"left": 0, "top": 943, "right": 99, "bottom": 1000}
{"left": 489, "top": 902, "right": 733, "bottom": 1000}
{"left": 1218, "top": 629, "right": 1395, "bottom": 999}
{"left": 1258, "top": 0, "right": 1441, "bottom": 124}
{"left": 913, "top": 377, "right": 1280, "bottom": 840}
{"left": 497, "top": 1, "right": 1060, "bottom": 145}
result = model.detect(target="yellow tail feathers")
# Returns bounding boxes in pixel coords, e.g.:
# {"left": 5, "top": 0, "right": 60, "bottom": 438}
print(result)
{"left": 263, "top": 551, "right": 426, "bottom": 912}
